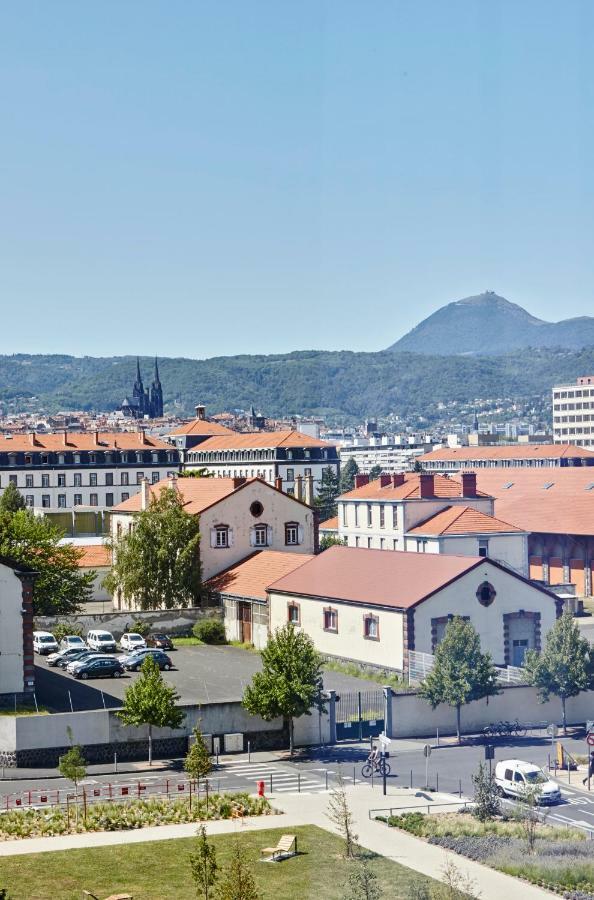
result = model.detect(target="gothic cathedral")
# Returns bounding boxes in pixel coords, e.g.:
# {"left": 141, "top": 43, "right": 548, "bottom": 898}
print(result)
{"left": 121, "top": 357, "right": 164, "bottom": 419}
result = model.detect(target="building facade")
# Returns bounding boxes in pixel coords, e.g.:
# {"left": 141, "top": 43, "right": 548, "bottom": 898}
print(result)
{"left": 0, "top": 431, "right": 179, "bottom": 513}
{"left": 0, "top": 557, "right": 36, "bottom": 701}
{"left": 419, "top": 443, "right": 594, "bottom": 472}
{"left": 552, "top": 377, "right": 594, "bottom": 448}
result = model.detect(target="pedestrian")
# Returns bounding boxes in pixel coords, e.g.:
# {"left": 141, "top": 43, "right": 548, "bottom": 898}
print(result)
{"left": 582, "top": 751, "right": 594, "bottom": 787}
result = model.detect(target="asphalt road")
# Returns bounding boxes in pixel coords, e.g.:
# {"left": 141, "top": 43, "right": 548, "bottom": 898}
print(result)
{"left": 34, "top": 645, "right": 378, "bottom": 712}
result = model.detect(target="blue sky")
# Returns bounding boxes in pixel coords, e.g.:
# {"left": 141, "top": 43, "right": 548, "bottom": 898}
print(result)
{"left": 1, "top": 1, "right": 593, "bottom": 358}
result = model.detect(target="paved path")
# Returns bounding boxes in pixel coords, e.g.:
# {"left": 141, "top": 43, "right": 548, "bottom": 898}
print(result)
{"left": 0, "top": 781, "right": 551, "bottom": 899}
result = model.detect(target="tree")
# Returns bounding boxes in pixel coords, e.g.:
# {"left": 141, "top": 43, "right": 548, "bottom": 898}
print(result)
{"left": 327, "top": 771, "right": 358, "bottom": 859}
{"left": 217, "top": 835, "right": 259, "bottom": 900}
{"left": 340, "top": 458, "right": 359, "bottom": 494}
{"left": 118, "top": 655, "right": 185, "bottom": 765}
{"left": 105, "top": 486, "right": 201, "bottom": 610}
{"left": 368, "top": 465, "right": 382, "bottom": 481}
{"left": 420, "top": 618, "right": 500, "bottom": 743}
{"left": 242, "top": 624, "right": 324, "bottom": 755}
{"left": 511, "top": 784, "right": 544, "bottom": 854}
{"left": 180, "top": 468, "right": 215, "bottom": 478}
{"left": 471, "top": 762, "right": 500, "bottom": 822}
{"left": 185, "top": 723, "right": 212, "bottom": 789}
{"left": 319, "top": 534, "right": 347, "bottom": 552}
{"left": 0, "top": 505, "right": 93, "bottom": 615}
{"left": 0, "top": 482, "right": 26, "bottom": 513}
{"left": 189, "top": 825, "right": 218, "bottom": 900}
{"left": 413, "top": 458, "right": 424, "bottom": 473}
{"left": 524, "top": 611, "right": 593, "bottom": 733}
{"left": 59, "top": 727, "right": 87, "bottom": 793}
{"left": 314, "top": 467, "right": 341, "bottom": 521}
{"left": 344, "top": 859, "right": 380, "bottom": 900}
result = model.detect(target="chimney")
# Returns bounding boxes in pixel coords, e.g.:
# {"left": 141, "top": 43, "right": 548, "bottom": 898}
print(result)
{"left": 93, "top": 431, "right": 100, "bottom": 447}
{"left": 379, "top": 474, "right": 391, "bottom": 487}
{"left": 461, "top": 471, "right": 477, "bottom": 498}
{"left": 169, "top": 473, "right": 178, "bottom": 491}
{"left": 232, "top": 476, "right": 246, "bottom": 489}
{"left": 392, "top": 473, "right": 405, "bottom": 487}
{"left": 29, "top": 432, "right": 39, "bottom": 447}
{"left": 275, "top": 475, "right": 283, "bottom": 491}
{"left": 195, "top": 404, "right": 206, "bottom": 421}
{"left": 138, "top": 429, "right": 147, "bottom": 445}
{"left": 294, "top": 474, "right": 303, "bottom": 501}
{"left": 62, "top": 430, "right": 70, "bottom": 447}
{"left": 354, "top": 474, "right": 370, "bottom": 489}
{"left": 140, "top": 478, "right": 151, "bottom": 510}
{"left": 304, "top": 473, "right": 314, "bottom": 506}
{"left": 419, "top": 473, "right": 435, "bottom": 499}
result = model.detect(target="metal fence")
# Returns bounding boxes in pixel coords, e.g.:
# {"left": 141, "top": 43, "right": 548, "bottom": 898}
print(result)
{"left": 408, "top": 651, "right": 525, "bottom": 686}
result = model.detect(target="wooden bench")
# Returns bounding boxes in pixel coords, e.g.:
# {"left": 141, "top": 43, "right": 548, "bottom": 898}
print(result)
{"left": 260, "top": 834, "right": 297, "bottom": 861}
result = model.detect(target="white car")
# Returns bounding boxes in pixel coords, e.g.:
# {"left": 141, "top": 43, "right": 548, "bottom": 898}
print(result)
{"left": 495, "top": 759, "right": 562, "bottom": 805}
{"left": 86, "top": 630, "right": 117, "bottom": 652}
{"left": 119, "top": 633, "right": 147, "bottom": 653}
{"left": 33, "top": 631, "right": 59, "bottom": 655}
{"left": 59, "top": 635, "right": 87, "bottom": 652}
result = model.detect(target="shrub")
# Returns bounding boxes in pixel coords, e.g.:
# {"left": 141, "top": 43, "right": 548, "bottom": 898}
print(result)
{"left": 193, "top": 619, "right": 227, "bottom": 645}
{"left": 51, "top": 622, "right": 84, "bottom": 643}
{"left": 386, "top": 812, "right": 427, "bottom": 836}
{"left": 128, "top": 619, "right": 151, "bottom": 637}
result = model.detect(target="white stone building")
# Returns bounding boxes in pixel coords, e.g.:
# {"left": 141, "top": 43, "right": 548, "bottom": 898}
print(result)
{"left": 0, "top": 557, "right": 36, "bottom": 700}
{"left": 552, "top": 376, "right": 594, "bottom": 448}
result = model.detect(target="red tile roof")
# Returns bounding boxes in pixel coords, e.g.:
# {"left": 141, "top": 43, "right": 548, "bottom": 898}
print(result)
{"left": 407, "top": 505, "right": 524, "bottom": 536}
{"left": 113, "top": 477, "right": 243, "bottom": 514}
{"left": 420, "top": 443, "right": 594, "bottom": 462}
{"left": 167, "top": 419, "right": 236, "bottom": 437}
{"left": 340, "top": 473, "right": 491, "bottom": 501}
{"left": 0, "top": 432, "right": 171, "bottom": 452}
{"left": 206, "top": 550, "right": 314, "bottom": 601}
{"left": 319, "top": 516, "right": 339, "bottom": 531}
{"left": 268, "top": 545, "right": 485, "bottom": 609}
{"left": 195, "top": 430, "right": 334, "bottom": 451}
{"left": 472, "top": 469, "right": 594, "bottom": 537}
{"left": 77, "top": 545, "right": 112, "bottom": 568}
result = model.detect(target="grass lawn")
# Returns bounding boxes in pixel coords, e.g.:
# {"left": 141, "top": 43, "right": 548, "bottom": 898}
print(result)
{"left": 0, "top": 707, "right": 49, "bottom": 717}
{"left": 0, "top": 825, "right": 435, "bottom": 900}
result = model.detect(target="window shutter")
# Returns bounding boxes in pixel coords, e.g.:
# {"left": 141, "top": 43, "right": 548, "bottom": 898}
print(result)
{"left": 210, "top": 529, "right": 217, "bottom": 548}
{"left": 250, "top": 527, "right": 257, "bottom": 547}
{"left": 228, "top": 528, "right": 234, "bottom": 547}
{"left": 266, "top": 525, "right": 273, "bottom": 545}
{"left": 298, "top": 524, "right": 304, "bottom": 544}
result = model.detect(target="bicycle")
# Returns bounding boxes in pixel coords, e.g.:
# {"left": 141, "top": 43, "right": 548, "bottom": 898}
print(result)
{"left": 361, "top": 757, "right": 391, "bottom": 779}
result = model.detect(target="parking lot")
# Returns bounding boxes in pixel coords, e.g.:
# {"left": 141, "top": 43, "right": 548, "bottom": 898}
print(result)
{"left": 34, "top": 644, "right": 379, "bottom": 712}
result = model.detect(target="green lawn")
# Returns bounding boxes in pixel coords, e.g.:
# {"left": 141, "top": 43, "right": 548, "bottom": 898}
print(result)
{"left": 0, "top": 825, "right": 435, "bottom": 900}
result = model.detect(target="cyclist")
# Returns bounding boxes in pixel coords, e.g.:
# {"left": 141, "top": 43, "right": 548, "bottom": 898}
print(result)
{"left": 368, "top": 744, "right": 380, "bottom": 768}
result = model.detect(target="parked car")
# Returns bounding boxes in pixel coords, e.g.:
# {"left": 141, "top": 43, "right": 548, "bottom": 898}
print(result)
{"left": 86, "top": 630, "right": 117, "bottom": 652}
{"left": 73, "top": 657, "right": 124, "bottom": 680}
{"left": 117, "top": 646, "right": 158, "bottom": 663}
{"left": 33, "top": 631, "right": 59, "bottom": 655}
{"left": 66, "top": 653, "right": 110, "bottom": 674}
{"left": 119, "top": 633, "right": 147, "bottom": 653}
{"left": 146, "top": 633, "right": 174, "bottom": 651}
{"left": 123, "top": 650, "right": 173, "bottom": 672}
{"left": 494, "top": 759, "right": 561, "bottom": 805}
{"left": 59, "top": 635, "right": 86, "bottom": 652}
{"left": 56, "top": 649, "right": 99, "bottom": 670}
{"left": 47, "top": 647, "right": 86, "bottom": 667}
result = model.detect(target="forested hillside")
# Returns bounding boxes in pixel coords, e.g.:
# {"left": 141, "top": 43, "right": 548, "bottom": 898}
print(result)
{"left": 1, "top": 347, "right": 593, "bottom": 422}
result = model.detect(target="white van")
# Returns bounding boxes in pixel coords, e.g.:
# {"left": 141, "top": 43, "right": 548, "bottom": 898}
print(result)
{"left": 495, "top": 759, "right": 561, "bottom": 805}
{"left": 86, "top": 630, "right": 117, "bottom": 652}
{"left": 33, "top": 631, "right": 59, "bottom": 655}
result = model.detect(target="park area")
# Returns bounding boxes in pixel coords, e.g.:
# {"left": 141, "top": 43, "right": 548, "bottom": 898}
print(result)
{"left": 0, "top": 825, "right": 437, "bottom": 899}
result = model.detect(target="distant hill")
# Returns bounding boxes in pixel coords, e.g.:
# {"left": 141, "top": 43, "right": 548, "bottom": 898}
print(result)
{"left": 387, "top": 292, "right": 594, "bottom": 355}
{"left": 2, "top": 346, "right": 594, "bottom": 422}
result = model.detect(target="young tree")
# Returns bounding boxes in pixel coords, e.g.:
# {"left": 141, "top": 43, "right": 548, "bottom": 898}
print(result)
{"left": 185, "top": 723, "right": 212, "bottom": 790}
{"left": 344, "top": 859, "right": 381, "bottom": 900}
{"left": 0, "top": 504, "right": 93, "bottom": 615}
{"left": 189, "top": 825, "right": 218, "bottom": 900}
{"left": 340, "top": 458, "right": 359, "bottom": 494}
{"left": 420, "top": 617, "right": 500, "bottom": 743}
{"left": 512, "top": 784, "right": 544, "bottom": 854}
{"left": 118, "top": 655, "right": 185, "bottom": 765}
{"left": 0, "top": 482, "right": 26, "bottom": 513}
{"left": 314, "top": 467, "right": 341, "bottom": 521}
{"left": 242, "top": 624, "right": 324, "bottom": 755}
{"left": 471, "top": 762, "right": 500, "bottom": 822}
{"left": 59, "top": 727, "right": 87, "bottom": 794}
{"left": 326, "top": 771, "right": 358, "bottom": 859}
{"left": 217, "top": 835, "right": 259, "bottom": 900}
{"left": 106, "top": 486, "right": 201, "bottom": 610}
{"left": 524, "top": 611, "right": 593, "bottom": 733}
{"left": 319, "top": 534, "right": 347, "bottom": 552}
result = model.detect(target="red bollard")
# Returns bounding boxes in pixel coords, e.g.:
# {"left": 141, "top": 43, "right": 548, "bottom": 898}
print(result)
{"left": 257, "top": 780, "right": 265, "bottom": 797}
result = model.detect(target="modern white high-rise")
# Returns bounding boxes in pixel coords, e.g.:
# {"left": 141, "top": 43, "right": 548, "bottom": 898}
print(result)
{"left": 552, "top": 376, "right": 594, "bottom": 448}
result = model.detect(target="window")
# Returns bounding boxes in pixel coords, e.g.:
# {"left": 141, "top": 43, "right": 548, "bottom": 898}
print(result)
{"left": 57, "top": 473, "right": 66, "bottom": 487}
{"left": 105, "top": 473, "right": 114, "bottom": 486}
{"left": 25, "top": 474, "right": 33, "bottom": 489}
{"left": 89, "top": 493, "right": 98, "bottom": 507}
{"left": 105, "top": 493, "right": 114, "bottom": 507}
{"left": 323, "top": 607, "right": 338, "bottom": 632}
{"left": 152, "top": 472, "right": 160, "bottom": 484}
{"left": 90, "top": 473, "right": 98, "bottom": 487}
{"left": 121, "top": 492, "right": 129, "bottom": 501}
{"left": 355, "top": 536, "right": 360, "bottom": 547}
{"left": 136, "top": 472, "right": 145, "bottom": 484}
{"left": 478, "top": 540, "right": 489, "bottom": 558}
{"left": 367, "top": 504, "right": 372, "bottom": 527}
{"left": 354, "top": 505, "right": 359, "bottom": 527}
{"left": 41, "top": 474, "right": 50, "bottom": 488}
{"left": 379, "top": 505, "right": 385, "bottom": 528}
{"left": 367, "top": 537, "right": 372, "bottom": 548}
{"left": 58, "top": 494, "right": 67, "bottom": 508}
{"left": 287, "top": 603, "right": 300, "bottom": 625}
{"left": 250, "top": 500, "right": 264, "bottom": 517}
{"left": 285, "top": 522, "right": 299, "bottom": 545}
{"left": 9, "top": 474, "right": 17, "bottom": 486}
{"left": 25, "top": 495, "right": 34, "bottom": 507}
{"left": 380, "top": 538, "right": 385, "bottom": 550}
{"left": 416, "top": 539, "right": 427, "bottom": 553}
{"left": 42, "top": 495, "right": 50, "bottom": 508}
{"left": 342, "top": 504, "right": 348, "bottom": 526}
{"left": 363, "top": 614, "right": 379, "bottom": 640}
{"left": 253, "top": 524, "right": 268, "bottom": 547}
{"left": 392, "top": 506, "right": 398, "bottom": 529}
{"left": 117, "top": 523, "right": 122, "bottom": 539}
{"left": 74, "top": 473, "right": 82, "bottom": 487}
{"left": 304, "top": 467, "right": 311, "bottom": 476}
{"left": 121, "top": 472, "right": 129, "bottom": 486}
{"left": 215, "top": 526, "right": 229, "bottom": 548}
{"left": 286, "top": 468, "right": 294, "bottom": 482}
{"left": 74, "top": 494, "right": 82, "bottom": 506}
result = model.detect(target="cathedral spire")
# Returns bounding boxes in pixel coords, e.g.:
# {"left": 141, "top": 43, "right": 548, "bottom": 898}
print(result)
{"left": 153, "top": 356, "right": 161, "bottom": 386}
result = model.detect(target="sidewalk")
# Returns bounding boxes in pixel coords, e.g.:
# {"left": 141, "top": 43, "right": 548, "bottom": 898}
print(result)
{"left": 0, "top": 781, "right": 551, "bottom": 899}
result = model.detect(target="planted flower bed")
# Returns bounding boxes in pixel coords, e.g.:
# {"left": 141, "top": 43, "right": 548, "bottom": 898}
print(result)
{"left": 381, "top": 811, "right": 594, "bottom": 899}
{"left": 0, "top": 792, "right": 272, "bottom": 840}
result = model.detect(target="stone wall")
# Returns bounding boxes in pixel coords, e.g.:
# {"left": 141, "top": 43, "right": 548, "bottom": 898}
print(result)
{"left": 35, "top": 605, "right": 223, "bottom": 640}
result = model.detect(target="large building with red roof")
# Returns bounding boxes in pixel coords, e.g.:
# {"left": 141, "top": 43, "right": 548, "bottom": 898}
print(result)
{"left": 418, "top": 443, "right": 594, "bottom": 472}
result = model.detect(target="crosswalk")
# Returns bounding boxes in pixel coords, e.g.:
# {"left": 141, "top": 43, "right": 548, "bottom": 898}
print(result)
{"left": 215, "top": 760, "right": 333, "bottom": 794}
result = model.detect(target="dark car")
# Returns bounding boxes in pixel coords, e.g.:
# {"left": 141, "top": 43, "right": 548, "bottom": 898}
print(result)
{"left": 56, "top": 649, "right": 100, "bottom": 669}
{"left": 73, "top": 657, "right": 124, "bottom": 680}
{"left": 123, "top": 650, "right": 173, "bottom": 672}
{"left": 145, "top": 633, "right": 174, "bottom": 651}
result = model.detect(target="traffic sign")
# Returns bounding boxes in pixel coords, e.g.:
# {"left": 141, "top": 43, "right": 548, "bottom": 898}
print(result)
{"left": 423, "top": 744, "right": 431, "bottom": 758}
{"left": 547, "top": 724, "right": 558, "bottom": 738}
{"left": 484, "top": 744, "right": 495, "bottom": 761}
{"left": 587, "top": 720, "right": 594, "bottom": 735}
{"left": 378, "top": 732, "right": 391, "bottom": 748}
{"left": 587, "top": 733, "right": 594, "bottom": 747}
